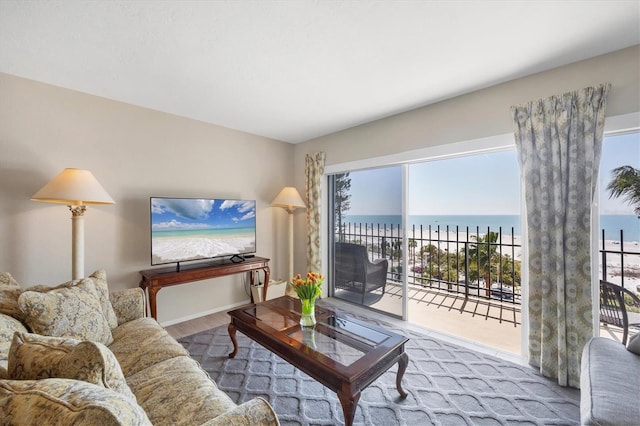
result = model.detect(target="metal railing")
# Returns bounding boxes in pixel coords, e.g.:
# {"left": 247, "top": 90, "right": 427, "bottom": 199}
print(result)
{"left": 336, "top": 223, "right": 639, "bottom": 306}
{"left": 600, "top": 229, "right": 640, "bottom": 293}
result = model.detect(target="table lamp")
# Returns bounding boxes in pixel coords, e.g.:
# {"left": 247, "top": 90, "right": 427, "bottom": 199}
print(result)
{"left": 32, "top": 168, "right": 115, "bottom": 279}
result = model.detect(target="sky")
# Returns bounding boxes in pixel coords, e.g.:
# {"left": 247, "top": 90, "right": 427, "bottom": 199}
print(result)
{"left": 151, "top": 198, "right": 256, "bottom": 230}
{"left": 344, "top": 132, "right": 639, "bottom": 216}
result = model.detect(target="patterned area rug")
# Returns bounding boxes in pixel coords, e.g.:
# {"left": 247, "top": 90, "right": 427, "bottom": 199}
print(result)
{"left": 178, "top": 301, "right": 580, "bottom": 426}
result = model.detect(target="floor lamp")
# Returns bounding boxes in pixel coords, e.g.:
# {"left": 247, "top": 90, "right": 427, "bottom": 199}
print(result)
{"left": 272, "top": 187, "right": 306, "bottom": 281}
{"left": 32, "top": 168, "right": 115, "bottom": 280}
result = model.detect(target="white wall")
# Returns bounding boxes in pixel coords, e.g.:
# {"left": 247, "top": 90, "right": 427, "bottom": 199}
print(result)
{"left": 0, "top": 73, "right": 294, "bottom": 324}
{"left": 296, "top": 46, "right": 639, "bottom": 167}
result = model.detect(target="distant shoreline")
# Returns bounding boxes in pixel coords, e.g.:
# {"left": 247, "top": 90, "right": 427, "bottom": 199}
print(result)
{"left": 342, "top": 214, "right": 639, "bottom": 243}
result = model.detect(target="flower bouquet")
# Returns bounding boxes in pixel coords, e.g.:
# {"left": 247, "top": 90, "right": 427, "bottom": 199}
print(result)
{"left": 291, "top": 272, "right": 323, "bottom": 327}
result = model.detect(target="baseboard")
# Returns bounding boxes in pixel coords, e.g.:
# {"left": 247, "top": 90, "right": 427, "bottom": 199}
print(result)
{"left": 159, "top": 299, "right": 250, "bottom": 327}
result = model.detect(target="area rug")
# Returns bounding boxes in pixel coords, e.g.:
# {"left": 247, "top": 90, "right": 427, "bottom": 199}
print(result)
{"left": 178, "top": 302, "right": 580, "bottom": 426}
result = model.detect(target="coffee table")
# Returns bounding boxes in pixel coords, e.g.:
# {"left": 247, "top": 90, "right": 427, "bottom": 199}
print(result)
{"left": 227, "top": 296, "right": 409, "bottom": 426}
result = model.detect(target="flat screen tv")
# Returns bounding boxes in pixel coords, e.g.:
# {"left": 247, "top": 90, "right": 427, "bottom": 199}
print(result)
{"left": 150, "top": 197, "right": 256, "bottom": 266}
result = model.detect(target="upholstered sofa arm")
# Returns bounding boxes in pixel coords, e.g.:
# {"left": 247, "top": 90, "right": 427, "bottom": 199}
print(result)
{"left": 200, "top": 397, "right": 280, "bottom": 426}
{"left": 0, "top": 378, "right": 152, "bottom": 425}
{"left": 109, "top": 288, "right": 146, "bottom": 325}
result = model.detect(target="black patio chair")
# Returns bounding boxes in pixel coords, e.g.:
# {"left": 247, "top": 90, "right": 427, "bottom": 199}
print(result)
{"left": 599, "top": 279, "right": 640, "bottom": 345}
{"left": 334, "top": 242, "right": 388, "bottom": 304}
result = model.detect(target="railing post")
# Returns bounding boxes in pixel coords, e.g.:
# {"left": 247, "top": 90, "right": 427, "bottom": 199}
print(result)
{"left": 601, "top": 229, "right": 607, "bottom": 281}
{"left": 464, "top": 242, "right": 469, "bottom": 299}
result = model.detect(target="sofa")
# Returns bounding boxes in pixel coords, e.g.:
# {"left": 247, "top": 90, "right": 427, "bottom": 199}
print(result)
{"left": 580, "top": 335, "right": 640, "bottom": 425}
{"left": 0, "top": 270, "right": 279, "bottom": 425}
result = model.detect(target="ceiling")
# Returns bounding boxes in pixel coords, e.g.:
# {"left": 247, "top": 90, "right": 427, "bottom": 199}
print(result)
{"left": 1, "top": 1, "right": 638, "bottom": 144}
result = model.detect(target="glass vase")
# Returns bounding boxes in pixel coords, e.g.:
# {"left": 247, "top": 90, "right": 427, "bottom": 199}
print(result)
{"left": 300, "top": 298, "right": 316, "bottom": 327}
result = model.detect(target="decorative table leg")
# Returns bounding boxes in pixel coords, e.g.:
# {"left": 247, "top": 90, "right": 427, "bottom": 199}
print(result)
{"left": 337, "top": 389, "right": 360, "bottom": 426}
{"left": 148, "top": 286, "right": 161, "bottom": 320}
{"left": 396, "top": 352, "right": 409, "bottom": 398}
{"left": 228, "top": 323, "right": 239, "bottom": 358}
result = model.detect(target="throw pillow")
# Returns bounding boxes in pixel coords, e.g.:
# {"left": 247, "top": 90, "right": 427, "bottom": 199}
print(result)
{"left": 0, "top": 272, "right": 19, "bottom": 287}
{"left": 0, "top": 272, "right": 24, "bottom": 322}
{"left": 627, "top": 332, "right": 640, "bottom": 355}
{"left": 7, "top": 332, "right": 135, "bottom": 401}
{"left": 18, "top": 278, "right": 113, "bottom": 345}
{"left": 88, "top": 270, "right": 119, "bottom": 330}
{"left": 0, "top": 313, "right": 28, "bottom": 344}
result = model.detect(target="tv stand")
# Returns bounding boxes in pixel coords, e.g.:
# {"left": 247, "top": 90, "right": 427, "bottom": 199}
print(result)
{"left": 139, "top": 257, "right": 270, "bottom": 320}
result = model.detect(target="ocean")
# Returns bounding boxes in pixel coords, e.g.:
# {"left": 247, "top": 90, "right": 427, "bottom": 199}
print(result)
{"left": 343, "top": 214, "right": 639, "bottom": 242}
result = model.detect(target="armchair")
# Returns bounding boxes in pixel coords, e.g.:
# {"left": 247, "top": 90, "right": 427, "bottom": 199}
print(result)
{"left": 334, "top": 242, "right": 388, "bottom": 304}
{"left": 599, "top": 279, "right": 640, "bottom": 345}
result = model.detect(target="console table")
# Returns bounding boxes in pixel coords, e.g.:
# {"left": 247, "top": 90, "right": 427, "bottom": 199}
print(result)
{"left": 139, "top": 256, "right": 270, "bottom": 320}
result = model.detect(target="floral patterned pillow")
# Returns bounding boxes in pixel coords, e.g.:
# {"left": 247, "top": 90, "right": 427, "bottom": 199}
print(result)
{"left": 0, "top": 378, "right": 151, "bottom": 425}
{"left": 0, "top": 272, "right": 19, "bottom": 288}
{"left": 18, "top": 278, "right": 113, "bottom": 345}
{"left": 7, "top": 332, "right": 135, "bottom": 401}
{"left": 88, "top": 270, "right": 119, "bottom": 330}
{"left": 0, "top": 272, "right": 24, "bottom": 322}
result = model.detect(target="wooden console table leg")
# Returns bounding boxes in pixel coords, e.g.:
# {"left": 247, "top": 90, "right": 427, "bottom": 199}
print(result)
{"left": 148, "top": 286, "right": 161, "bottom": 321}
{"left": 228, "top": 323, "right": 239, "bottom": 358}
{"left": 337, "top": 388, "right": 360, "bottom": 426}
{"left": 262, "top": 266, "right": 270, "bottom": 301}
{"left": 396, "top": 352, "right": 409, "bottom": 398}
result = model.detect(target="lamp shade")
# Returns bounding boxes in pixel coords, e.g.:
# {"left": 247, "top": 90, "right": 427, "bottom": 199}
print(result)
{"left": 271, "top": 187, "right": 306, "bottom": 210}
{"left": 32, "top": 168, "right": 115, "bottom": 205}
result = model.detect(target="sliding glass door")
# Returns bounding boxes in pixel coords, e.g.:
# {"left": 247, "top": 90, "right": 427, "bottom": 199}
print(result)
{"left": 328, "top": 166, "right": 404, "bottom": 318}
{"left": 328, "top": 149, "right": 523, "bottom": 353}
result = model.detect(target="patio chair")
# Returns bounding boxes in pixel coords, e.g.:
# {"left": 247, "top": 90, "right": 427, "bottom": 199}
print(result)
{"left": 599, "top": 279, "right": 640, "bottom": 345}
{"left": 334, "top": 242, "right": 388, "bottom": 304}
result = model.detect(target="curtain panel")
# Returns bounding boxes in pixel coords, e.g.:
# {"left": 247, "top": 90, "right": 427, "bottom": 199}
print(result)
{"left": 305, "top": 152, "right": 325, "bottom": 273}
{"left": 512, "top": 84, "right": 610, "bottom": 387}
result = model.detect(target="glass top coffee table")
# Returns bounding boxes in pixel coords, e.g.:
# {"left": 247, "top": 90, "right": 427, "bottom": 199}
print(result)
{"left": 227, "top": 296, "right": 409, "bottom": 426}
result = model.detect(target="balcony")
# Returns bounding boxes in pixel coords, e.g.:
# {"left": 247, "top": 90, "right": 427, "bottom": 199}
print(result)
{"left": 333, "top": 222, "right": 640, "bottom": 355}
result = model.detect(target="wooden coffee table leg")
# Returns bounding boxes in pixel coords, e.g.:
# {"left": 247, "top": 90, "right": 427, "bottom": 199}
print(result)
{"left": 396, "top": 352, "right": 409, "bottom": 398}
{"left": 337, "top": 388, "right": 360, "bottom": 426}
{"left": 228, "top": 323, "right": 238, "bottom": 358}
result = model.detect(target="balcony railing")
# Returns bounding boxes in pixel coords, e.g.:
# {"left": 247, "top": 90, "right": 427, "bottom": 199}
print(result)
{"left": 336, "top": 222, "right": 639, "bottom": 306}
{"left": 600, "top": 229, "right": 640, "bottom": 293}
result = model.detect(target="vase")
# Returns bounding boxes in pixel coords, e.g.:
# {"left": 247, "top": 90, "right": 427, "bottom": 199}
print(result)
{"left": 299, "top": 298, "right": 316, "bottom": 327}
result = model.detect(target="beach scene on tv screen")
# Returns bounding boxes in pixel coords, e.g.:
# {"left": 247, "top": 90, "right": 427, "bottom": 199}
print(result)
{"left": 151, "top": 198, "right": 256, "bottom": 264}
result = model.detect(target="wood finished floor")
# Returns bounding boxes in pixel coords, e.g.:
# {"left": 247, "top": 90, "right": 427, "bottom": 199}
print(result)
{"left": 165, "top": 311, "right": 230, "bottom": 339}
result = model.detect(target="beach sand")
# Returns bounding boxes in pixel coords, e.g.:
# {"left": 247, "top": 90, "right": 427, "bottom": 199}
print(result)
{"left": 152, "top": 236, "right": 256, "bottom": 264}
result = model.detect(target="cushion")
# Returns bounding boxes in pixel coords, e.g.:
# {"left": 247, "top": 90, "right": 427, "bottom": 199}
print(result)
{"left": 126, "top": 356, "right": 236, "bottom": 426}
{"left": 108, "top": 317, "right": 188, "bottom": 377}
{"left": 0, "top": 344, "right": 9, "bottom": 379}
{"left": 0, "top": 313, "right": 28, "bottom": 344}
{"left": 0, "top": 378, "right": 151, "bottom": 426}
{"left": 18, "top": 278, "right": 113, "bottom": 345}
{"left": 580, "top": 337, "right": 640, "bottom": 424}
{"left": 0, "top": 313, "right": 29, "bottom": 378}
{"left": 627, "top": 332, "right": 640, "bottom": 355}
{"left": 0, "top": 272, "right": 19, "bottom": 288}
{"left": 7, "top": 332, "right": 135, "bottom": 401}
{"left": 88, "top": 270, "right": 119, "bottom": 330}
{"left": 0, "top": 272, "right": 24, "bottom": 322}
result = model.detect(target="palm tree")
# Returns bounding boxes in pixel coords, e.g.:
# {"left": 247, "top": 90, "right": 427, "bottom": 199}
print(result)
{"left": 607, "top": 165, "right": 640, "bottom": 217}
{"left": 334, "top": 173, "right": 351, "bottom": 240}
{"left": 467, "top": 232, "right": 500, "bottom": 297}
{"left": 408, "top": 238, "right": 418, "bottom": 264}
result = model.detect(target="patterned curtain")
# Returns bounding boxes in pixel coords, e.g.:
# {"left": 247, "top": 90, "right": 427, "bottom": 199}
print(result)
{"left": 511, "top": 84, "right": 609, "bottom": 387}
{"left": 305, "top": 152, "right": 326, "bottom": 273}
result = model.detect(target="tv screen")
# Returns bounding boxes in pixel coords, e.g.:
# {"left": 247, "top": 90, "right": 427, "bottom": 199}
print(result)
{"left": 150, "top": 197, "right": 256, "bottom": 266}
